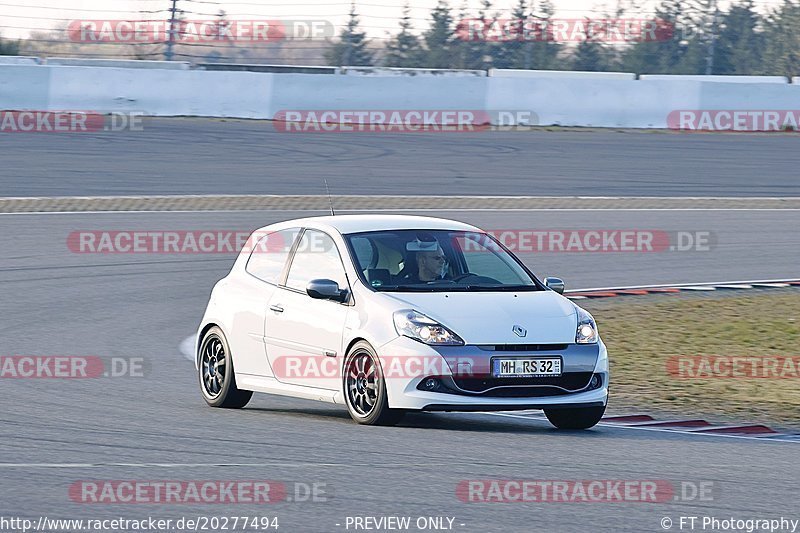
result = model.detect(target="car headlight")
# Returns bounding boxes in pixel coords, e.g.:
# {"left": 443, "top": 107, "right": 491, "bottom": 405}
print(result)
{"left": 393, "top": 310, "right": 464, "bottom": 346}
{"left": 575, "top": 307, "right": 598, "bottom": 344}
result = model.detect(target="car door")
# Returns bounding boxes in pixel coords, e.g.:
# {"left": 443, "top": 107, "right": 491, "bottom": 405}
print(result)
{"left": 229, "top": 228, "right": 300, "bottom": 378}
{"left": 265, "top": 229, "right": 351, "bottom": 390}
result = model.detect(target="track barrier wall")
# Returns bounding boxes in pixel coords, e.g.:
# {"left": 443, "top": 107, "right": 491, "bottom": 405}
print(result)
{"left": 2, "top": 61, "right": 800, "bottom": 128}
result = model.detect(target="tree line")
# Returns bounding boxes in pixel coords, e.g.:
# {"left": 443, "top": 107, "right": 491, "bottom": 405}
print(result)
{"left": 326, "top": 0, "right": 800, "bottom": 77}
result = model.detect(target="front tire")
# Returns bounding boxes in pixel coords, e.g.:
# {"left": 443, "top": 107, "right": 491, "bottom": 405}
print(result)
{"left": 343, "top": 341, "right": 404, "bottom": 426}
{"left": 544, "top": 405, "right": 606, "bottom": 429}
{"left": 198, "top": 326, "right": 252, "bottom": 408}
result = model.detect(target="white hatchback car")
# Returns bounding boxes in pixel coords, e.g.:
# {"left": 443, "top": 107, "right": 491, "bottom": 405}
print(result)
{"left": 196, "top": 215, "right": 608, "bottom": 428}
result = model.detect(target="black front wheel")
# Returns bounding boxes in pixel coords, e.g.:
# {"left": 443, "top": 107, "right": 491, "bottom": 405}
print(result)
{"left": 198, "top": 326, "right": 252, "bottom": 409}
{"left": 544, "top": 405, "right": 606, "bottom": 430}
{"left": 343, "top": 341, "right": 404, "bottom": 426}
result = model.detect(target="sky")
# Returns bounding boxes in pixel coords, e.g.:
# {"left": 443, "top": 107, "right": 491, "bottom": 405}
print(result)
{"left": 0, "top": 0, "right": 785, "bottom": 40}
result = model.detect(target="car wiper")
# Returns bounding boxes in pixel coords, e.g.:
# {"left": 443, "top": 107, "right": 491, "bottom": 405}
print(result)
{"left": 462, "top": 285, "right": 540, "bottom": 292}
{"left": 377, "top": 285, "right": 471, "bottom": 292}
{"left": 376, "top": 284, "right": 539, "bottom": 292}
{"left": 377, "top": 285, "right": 444, "bottom": 292}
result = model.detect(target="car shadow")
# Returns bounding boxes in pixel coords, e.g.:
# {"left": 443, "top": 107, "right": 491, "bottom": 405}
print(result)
{"left": 245, "top": 406, "right": 354, "bottom": 421}
{"left": 244, "top": 405, "right": 609, "bottom": 436}
{"left": 399, "top": 411, "right": 598, "bottom": 435}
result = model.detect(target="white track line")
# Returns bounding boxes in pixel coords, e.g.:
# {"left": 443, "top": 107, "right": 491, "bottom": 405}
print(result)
{"left": 0, "top": 462, "right": 477, "bottom": 469}
{"left": 3, "top": 208, "right": 800, "bottom": 215}
{"left": 565, "top": 278, "right": 800, "bottom": 293}
{"left": 1, "top": 195, "right": 795, "bottom": 200}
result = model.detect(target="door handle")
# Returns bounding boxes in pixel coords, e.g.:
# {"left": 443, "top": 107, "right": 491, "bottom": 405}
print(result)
{"left": 269, "top": 304, "right": 284, "bottom": 313}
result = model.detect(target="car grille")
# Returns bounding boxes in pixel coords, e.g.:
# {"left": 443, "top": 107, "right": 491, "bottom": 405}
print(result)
{"left": 477, "top": 344, "right": 568, "bottom": 352}
{"left": 449, "top": 372, "right": 594, "bottom": 397}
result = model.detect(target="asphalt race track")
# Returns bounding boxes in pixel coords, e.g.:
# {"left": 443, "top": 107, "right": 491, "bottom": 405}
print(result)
{"left": 1, "top": 121, "right": 798, "bottom": 532}
{"left": 3, "top": 210, "right": 799, "bottom": 290}
{"left": 1, "top": 118, "right": 800, "bottom": 197}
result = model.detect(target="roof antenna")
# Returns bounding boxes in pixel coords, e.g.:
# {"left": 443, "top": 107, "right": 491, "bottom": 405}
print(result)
{"left": 324, "top": 178, "right": 336, "bottom": 216}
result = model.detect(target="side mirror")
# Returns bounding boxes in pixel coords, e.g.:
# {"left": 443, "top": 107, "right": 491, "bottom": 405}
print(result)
{"left": 307, "top": 279, "right": 348, "bottom": 303}
{"left": 544, "top": 277, "right": 565, "bottom": 294}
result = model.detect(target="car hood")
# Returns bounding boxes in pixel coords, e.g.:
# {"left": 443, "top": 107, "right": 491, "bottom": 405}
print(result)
{"left": 386, "top": 290, "right": 578, "bottom": 345}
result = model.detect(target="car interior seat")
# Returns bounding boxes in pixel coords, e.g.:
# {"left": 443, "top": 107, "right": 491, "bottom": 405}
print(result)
{"left": 366, "top": 269, "right": 391, "bottom": 287}
{"left": 362, "top": 241, "right": 405, "bottom": 286}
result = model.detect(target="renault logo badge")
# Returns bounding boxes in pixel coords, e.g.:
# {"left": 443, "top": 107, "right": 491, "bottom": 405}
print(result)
{"left": 512, "top": 325, "right": 527, "bottom": 337}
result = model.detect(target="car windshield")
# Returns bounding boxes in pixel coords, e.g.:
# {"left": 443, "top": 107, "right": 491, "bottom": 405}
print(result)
{"left": 345, "top": 229, "right": 540, "bottom": 292}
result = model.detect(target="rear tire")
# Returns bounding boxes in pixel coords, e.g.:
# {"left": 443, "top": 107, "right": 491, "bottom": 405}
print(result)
{"left": 544, "top": 405, "right": 606, "bottom": 430}
{"left": 343, "top": 341, "right": 405, "bottom": 426}
{"left": 198, "top": 326, "right": 252, "bottom": 409}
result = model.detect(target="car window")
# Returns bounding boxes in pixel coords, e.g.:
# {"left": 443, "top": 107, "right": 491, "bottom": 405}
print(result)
{"left": 245, "top": 228, "right": 300, "bottom": 285}
{"left": 350, "top": 236, "right": 376, "bottom": 269}
{"left": 344, "top": 230, "right": 538, "bottom": 292}
{"left": 457, "top": 233, "right": 529, "bottom": 285}
{"left": 285, "top": 229, "right": 348, "bottom": 292}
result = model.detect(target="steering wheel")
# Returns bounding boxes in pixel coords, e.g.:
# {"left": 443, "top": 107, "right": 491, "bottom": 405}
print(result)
{"left": 426, "top": 273, "right": 502, "bottom": 285}
{"left": 449, "top": 273, "right": 479, "bottom": 283}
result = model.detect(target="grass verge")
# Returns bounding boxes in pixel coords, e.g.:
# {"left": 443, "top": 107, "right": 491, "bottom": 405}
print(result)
{"left": 581, "top": 291, "right": 800, "bottom": 430}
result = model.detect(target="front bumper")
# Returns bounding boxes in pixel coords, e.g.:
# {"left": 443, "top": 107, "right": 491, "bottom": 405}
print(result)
{"left": 421, "top": 400, "right": 608, "bottom": 412}
{"left": 376, "top": 335, "right": 609, "bottom": 411}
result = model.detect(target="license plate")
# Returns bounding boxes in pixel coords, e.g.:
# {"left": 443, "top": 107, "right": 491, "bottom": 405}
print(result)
{"left": 492, "top": 357, "right": 562, "bottom": 377}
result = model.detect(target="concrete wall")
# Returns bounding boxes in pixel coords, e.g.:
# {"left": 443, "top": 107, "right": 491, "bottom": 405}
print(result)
{"left": 490, "top": 69, "right": 636, "bottom": 80}
{"left": 46, "top": 66, "right": 274, "bottom": 117}
{"left": 640, "top": 74, "right": 789, "bottom": 84}
{"left": 487, "top": 76, "right": 703, "bottom": 128}
{"left": 45, "top": 59, "right": 191, "bottom": 70}
{"left": 268, "top": 73, "right": 487, "bottom": 116}
{"left": 0, "top": 56, "right": 41, "bottom": 65}
{"left": 2, "top": 62, "right": 799, "bottom": 128}
{"left": 698, "top": 81, "right": 800, "bottom": 110}
{"left": 0, "top": 65, "right": 51, "bottom": 110}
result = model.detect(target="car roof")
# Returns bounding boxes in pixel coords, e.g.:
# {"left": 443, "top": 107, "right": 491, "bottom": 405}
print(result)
{"left": 259, "top": 214, "right": 481, "bottom": 235}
